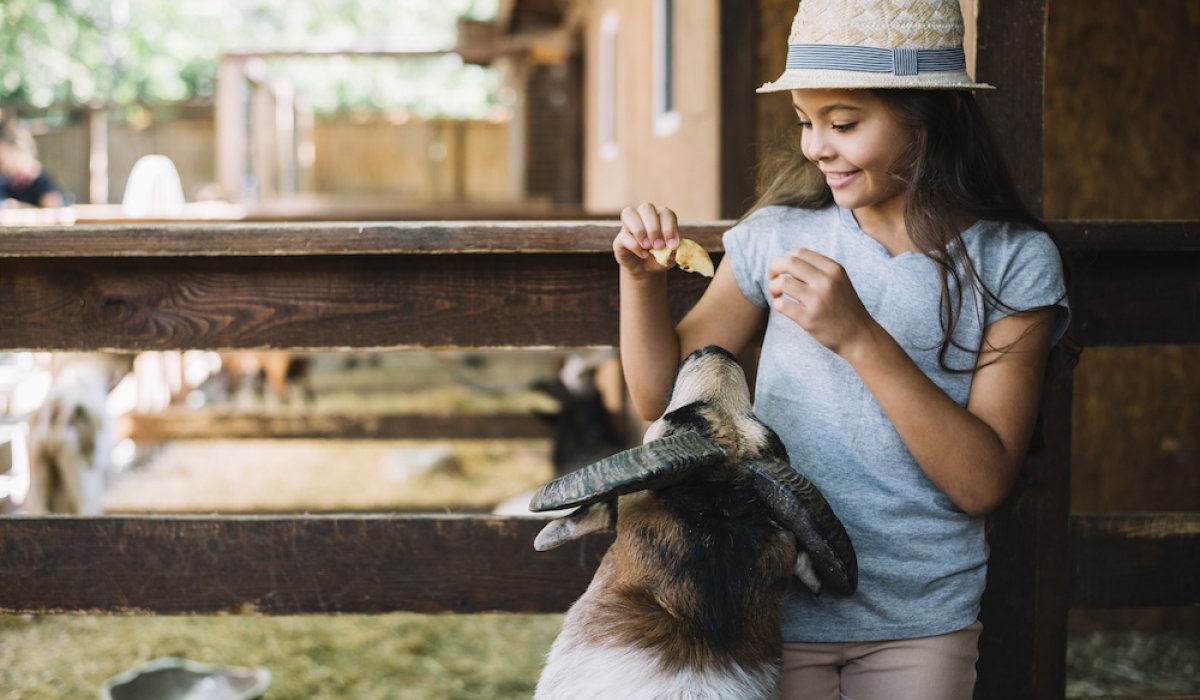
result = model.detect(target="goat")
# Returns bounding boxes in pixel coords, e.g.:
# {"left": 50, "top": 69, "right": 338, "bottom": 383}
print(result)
{"left": 24, "top": 357, "right": 115, "bottom": 514}
{"left": 494, "top": 352, "right": 628, "bottom": 516}
{"left": 529, "top": 345, "right": 857, "bottom": 700}
{"left": 219, "top": 351, "right": 313, "bottom": 407}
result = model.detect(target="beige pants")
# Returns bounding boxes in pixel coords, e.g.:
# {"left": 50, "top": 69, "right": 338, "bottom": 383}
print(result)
{"left": 779, "top": 621, "right": 982, "bottom": 700}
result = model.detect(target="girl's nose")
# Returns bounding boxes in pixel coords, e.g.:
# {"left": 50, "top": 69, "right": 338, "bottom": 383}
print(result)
{"left": 802, "top": 128, "right": 834, "bottom": 162}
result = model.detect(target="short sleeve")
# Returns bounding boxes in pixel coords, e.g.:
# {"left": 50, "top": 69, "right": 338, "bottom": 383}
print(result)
{"left": 721, "top": 210, "right": 776, "bottom": 309}
{"left": 984, "top": 231, "right": 1071, "bottom": 346}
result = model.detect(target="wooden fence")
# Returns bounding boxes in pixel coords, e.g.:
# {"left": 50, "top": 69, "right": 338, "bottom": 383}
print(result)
{"left": 0, "top": 219, "right": 1197, "bottom": 699}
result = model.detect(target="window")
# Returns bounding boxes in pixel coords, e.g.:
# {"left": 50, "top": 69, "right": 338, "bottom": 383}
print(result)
{"left": 599, "top": 11, "right": 619, "bottom": 161}
{"left": 653, "top": 0, "right": 679, "bottom": 137}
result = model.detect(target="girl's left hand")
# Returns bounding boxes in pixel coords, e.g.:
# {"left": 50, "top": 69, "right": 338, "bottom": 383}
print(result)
{"left": 767, "top": 248, "right": 878, "bottom": 358}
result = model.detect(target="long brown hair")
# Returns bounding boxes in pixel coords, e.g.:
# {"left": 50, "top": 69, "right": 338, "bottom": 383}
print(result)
{"left": 749, "top": 90, "right": 1067, "bottom": 372}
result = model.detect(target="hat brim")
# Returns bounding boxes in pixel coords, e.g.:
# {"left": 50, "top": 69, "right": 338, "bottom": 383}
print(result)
{"left": 757, "top": 69, "right": 994, "bottom": 93}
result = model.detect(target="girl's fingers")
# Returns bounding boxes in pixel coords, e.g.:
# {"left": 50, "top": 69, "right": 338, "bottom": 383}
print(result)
{"left": 636, "top": 202, "right": 664, "bottom": 250}
{"left": 613, "top": 229, "right": 648, "bottom": 259}
{"left": 620, "top": 206, "right": 648, "bottom": 249}
{"left": 768, "top": 272, "right": 806, "bottom": 303}
{"left": 658, "top": 208, "right": 680, "bottom": 249}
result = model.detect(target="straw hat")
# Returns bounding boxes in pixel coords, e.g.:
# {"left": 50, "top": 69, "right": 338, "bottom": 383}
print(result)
{"left": 758, "top": 0, "right": 993, "bottom": 92}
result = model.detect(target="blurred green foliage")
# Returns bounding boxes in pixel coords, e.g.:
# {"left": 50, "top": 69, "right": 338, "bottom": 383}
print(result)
{"left": 0, "top": 0, "right": 501, "bottom": 116}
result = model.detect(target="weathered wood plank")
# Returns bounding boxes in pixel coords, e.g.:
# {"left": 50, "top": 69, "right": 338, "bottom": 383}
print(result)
{"left": 0, "top": 222, "right": 1196, "bottom": 351}
{"left": 1066, "top": 249, "right": 1200, "bottom": 346}
{"left": 0, "top": 220, "right": 1194, "bottom": 258}
{"left": 1068, "top": 513, "right": 1200, "bottom": 609}
{"left": 125, "top": 410, "right": 554, "bottom": 441}
{"left": 720, "top": 0, "right": 760, "bottom": 219}
{"left": 0, "top": 253, "right": 716, "bottom": 351}
{"left": 978, "top": 336, "right": 1071, "bottom": 700}
{"left": 0, "top": 515, "right": 611, "bottom": 615}
{"left": 976, "top": 0, "right": 1047, "bottom": 215}
{"left": 0, "top": 221, "right": 727, "bottom": 258}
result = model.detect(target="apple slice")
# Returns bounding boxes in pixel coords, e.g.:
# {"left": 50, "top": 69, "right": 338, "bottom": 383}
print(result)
{"left": 650, "top": 238, "right": 714, "bottom": 277}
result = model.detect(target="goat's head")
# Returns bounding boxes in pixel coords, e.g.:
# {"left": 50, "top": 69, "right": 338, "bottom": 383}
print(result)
{"left": 530, "top": 345, "right": 857, "bottom": 596}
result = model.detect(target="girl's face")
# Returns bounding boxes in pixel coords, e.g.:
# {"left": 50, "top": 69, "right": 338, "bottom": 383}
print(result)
{"left": 791, "top": 89, "right": 913, "bottom": 217}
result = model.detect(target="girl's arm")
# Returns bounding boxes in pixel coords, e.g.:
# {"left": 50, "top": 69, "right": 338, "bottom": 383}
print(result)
{"left": 768, "top": 248, "right": 1058, "bottom": 517}
{"left": 617, "top": 203, "right": 765, "bottom": 419}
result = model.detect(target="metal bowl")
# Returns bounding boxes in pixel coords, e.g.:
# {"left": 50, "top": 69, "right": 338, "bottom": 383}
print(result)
{"left": 100, "top": 657, "right": 271, "bottom": 700}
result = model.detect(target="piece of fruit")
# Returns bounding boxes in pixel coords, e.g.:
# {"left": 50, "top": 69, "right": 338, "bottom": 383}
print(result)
{"left": 650, "top": 239, "right": 714, "bottom": 277}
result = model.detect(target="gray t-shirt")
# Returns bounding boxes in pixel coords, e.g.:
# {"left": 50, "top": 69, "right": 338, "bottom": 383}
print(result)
{"left": 724, "top": 204, "right": 1069, "bottom": 642}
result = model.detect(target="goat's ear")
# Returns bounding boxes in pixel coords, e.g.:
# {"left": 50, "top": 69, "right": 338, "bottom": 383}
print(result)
{"left": 793, "top": 550, "right": 822, "bottom": 595}
{"left": 534, "top": 501, "right": 616, "bottom": 551}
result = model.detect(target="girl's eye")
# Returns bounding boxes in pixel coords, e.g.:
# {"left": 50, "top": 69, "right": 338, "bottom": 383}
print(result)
{"left": 794, "top": 120, "right": 812, "bottom": 129}
{"left": 832, "top": 123, "right": 856, "bottom": 132}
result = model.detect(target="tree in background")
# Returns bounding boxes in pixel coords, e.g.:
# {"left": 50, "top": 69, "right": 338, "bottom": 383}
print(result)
{"left": 0, "top": 0, "right": 500, "bottom": 116}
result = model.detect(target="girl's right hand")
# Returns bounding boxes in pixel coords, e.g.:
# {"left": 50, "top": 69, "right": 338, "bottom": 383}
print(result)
{"left": 613, "top": 203, "right": 680, "bottom": 278}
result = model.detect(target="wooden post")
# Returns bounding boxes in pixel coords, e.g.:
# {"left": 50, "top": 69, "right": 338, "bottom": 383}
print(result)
{"left": 215, "top": 55, "right": 249, "bottom": 202}
{"left": 85, "top": 106, "right": 109, "bottom": 204}
{"left": 975, "top": 0, "right": 1047, "bottom": 216}
{"left": 974, "top": 1, "right": 1064, "bottom": 697}
{"left": 977, "top": 345, "right": 1072, "bottom": 700}
{"left": 719, "top": 0, "right": 759, "bottom": 219}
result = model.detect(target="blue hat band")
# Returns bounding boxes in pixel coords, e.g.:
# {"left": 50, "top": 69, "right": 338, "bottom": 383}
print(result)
{"left": 786, "top": 44, "right": 966, "bottom": 77}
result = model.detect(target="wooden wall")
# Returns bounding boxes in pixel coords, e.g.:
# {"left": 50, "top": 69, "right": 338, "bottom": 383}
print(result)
{"left": 312, "top": 115, "right": 512, "bottom": 202}
{"left": 582, "top": 0, "right": 723, "bottom": 219}
{"left": 1045, "top": 0, "right": 1200, "bottom": 513}
{"left": 1046, "top": 0, "right": 1200, "bottom": 632}
{"left": 31, "top": 110, "right": 513, "bottom": 205}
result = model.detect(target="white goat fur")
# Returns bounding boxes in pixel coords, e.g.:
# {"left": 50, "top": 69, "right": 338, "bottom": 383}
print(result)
{"left": 23, "top": 359, "right": 113, "bottom": 514}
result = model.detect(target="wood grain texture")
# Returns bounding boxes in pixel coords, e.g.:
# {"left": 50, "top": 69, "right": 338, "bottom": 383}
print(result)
{"left": 0, "top": 515, "right": 611, "bottom": 615}
{"left": 1069, "top": 513, "right": 1200, "bottom": 609}
{"left": 0, "top": 221, "right": 1195, "bottom": 351}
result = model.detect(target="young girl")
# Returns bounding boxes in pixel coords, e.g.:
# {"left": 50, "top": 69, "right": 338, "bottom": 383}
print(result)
{"left": 612, "top": 1, "right": 1069, "bottom": 699}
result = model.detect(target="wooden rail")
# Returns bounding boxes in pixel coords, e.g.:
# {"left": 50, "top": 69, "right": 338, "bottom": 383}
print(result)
{"left": 0, "top": 221, "right": 1195, "bottom": 351}
{"left": 2, "top": 512, "right": 1194, "bottom": 616}
{"left": 124, "top": 410, "right": 553, "bottom": 442}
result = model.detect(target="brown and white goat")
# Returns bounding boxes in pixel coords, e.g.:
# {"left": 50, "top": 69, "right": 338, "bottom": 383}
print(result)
{"left": 530, "top": 345, "right": 857, "bottom": 700}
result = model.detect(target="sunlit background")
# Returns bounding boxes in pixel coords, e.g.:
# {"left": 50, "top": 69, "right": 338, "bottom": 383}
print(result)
{"left": 3, "top": 0, "right": 502, "bottom": 116}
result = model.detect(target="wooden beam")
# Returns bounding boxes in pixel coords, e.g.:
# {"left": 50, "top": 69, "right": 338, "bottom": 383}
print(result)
{"left": 125, "top": 410, "right": 554, "bottom": 441}
{"left": 0, "top": 515, "right": 610, "bottom": 615}
{"left": 215, "top": 56, "right": 249, "bottom": 203}
{"left": 0, "top": 220, "right": 1193, "bottom": 259}
{"left": 1068, "top": 513, "right": 1200, "bottom": 609}
{"left": 975, "top": 0, "right": 1047, "bottom": 215}
{"left": 719, "top": 0, "right": 759, "bottom": 219}
{"left": 1068, "top": 248, "right": 1200, "bottom": 346}
{"left": 977, "top": 340, "right": 1071, "bottom": 700}
{"left": 0, "top": 221, "right": 1195, "bottom": 351}
{"left": 0, "top": 252, "right": 710, "bottom": 351}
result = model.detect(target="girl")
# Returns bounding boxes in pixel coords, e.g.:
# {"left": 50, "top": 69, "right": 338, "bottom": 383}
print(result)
{"left": 612, "top": 1, "right": 1069, "bottom": 699}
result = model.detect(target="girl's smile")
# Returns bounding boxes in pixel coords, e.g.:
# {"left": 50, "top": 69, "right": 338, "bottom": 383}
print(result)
{"left": 791, "top": 89, "right": 913, "bottom": 236}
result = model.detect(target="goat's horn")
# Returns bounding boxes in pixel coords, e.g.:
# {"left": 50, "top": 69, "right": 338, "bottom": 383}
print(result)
{"left": 529, "top": 430, "right": 725, "bottom": 512}
{"left": 746, "top": 455, "right": 858, "bottom": 595}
